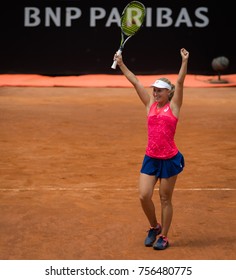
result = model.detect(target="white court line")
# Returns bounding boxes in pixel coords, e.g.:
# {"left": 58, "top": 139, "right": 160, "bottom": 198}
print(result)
{"left": 177, "top": 188, "right": 235, "bottom": 191}
{"left": 0, "top": 187, "right": 235, "bottom": 192}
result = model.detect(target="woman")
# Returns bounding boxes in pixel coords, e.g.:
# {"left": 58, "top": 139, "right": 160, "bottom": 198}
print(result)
{"left": 113, "top": 48, "right": 189, "bottom": 250}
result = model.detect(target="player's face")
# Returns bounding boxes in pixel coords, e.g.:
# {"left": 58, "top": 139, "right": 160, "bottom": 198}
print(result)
{"left": 152, "top": 87, "right": 169, "bottom": 103}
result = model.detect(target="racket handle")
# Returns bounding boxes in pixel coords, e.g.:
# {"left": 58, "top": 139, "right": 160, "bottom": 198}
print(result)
{"left": 111, "top": 49, "right": 122, "bottom": 69}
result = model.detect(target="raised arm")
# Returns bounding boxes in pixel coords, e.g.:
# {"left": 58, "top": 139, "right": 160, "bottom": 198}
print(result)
{"left": 114, "top": 52, "right": 150, "bottom": 107}
{"left": 170, "top": 48, "right": 189, "bottom": 116}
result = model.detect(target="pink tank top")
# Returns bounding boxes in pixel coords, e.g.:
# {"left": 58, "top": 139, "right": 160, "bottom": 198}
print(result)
{"left": 145, "top": 102, "right": 179, "bottom": 159}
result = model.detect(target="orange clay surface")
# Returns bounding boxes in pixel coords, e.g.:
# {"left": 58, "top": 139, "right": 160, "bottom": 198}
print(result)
{"left": 0, "top": 86, "right": 236, "bottom": 260}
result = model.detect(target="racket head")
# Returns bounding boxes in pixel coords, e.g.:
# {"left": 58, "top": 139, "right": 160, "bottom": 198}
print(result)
{"left": 120, "top": 1, "right": 146, "bottom": 36}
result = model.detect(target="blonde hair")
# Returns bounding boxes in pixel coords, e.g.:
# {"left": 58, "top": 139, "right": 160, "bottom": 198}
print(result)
{"left": 158, "top": 77, "right": 175, "bottom": 101}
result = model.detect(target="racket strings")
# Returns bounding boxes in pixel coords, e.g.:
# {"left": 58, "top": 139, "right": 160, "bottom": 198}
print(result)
{"left": 121, "top": 2, "right": 145, "bottom": 36}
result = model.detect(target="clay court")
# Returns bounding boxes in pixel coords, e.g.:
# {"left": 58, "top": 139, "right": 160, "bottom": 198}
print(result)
{"left": 0, "top": 75, "right": 236, "bottom": 260}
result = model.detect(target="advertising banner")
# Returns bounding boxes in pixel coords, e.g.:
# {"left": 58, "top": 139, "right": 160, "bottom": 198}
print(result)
{"left": 0, "top": 1, "right": 235, "bottom": 75}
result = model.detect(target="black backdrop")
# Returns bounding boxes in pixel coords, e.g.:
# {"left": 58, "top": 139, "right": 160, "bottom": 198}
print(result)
{"left": 0, "top": 0, "right": 235, "bottom": 75}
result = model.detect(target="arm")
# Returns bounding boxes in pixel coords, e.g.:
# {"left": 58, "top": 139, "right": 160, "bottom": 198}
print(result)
{"left": 114, "top": 52, "right": 150, "bottom": 107}
{"left": 170, "top": 48, "right": 189, "bottom": 116}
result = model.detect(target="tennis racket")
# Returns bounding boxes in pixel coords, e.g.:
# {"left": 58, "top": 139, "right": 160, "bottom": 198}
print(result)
{"left": 111, "top": 1, "right": 146, "bottom": 69}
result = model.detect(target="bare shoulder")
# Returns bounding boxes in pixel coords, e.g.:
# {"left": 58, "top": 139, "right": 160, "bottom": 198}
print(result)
{"left": 170, "top": 100, "right": 180, "bottom": 118}
{"left": 134, "top": 83, "right": 152, "bottom": 108}
{"left": 145, "top": 97, "right": 155, "bottom": 115}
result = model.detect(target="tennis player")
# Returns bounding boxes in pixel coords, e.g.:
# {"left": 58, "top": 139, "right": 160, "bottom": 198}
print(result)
{"left": 113, "top": 48, "right": 189, "bottom": 250}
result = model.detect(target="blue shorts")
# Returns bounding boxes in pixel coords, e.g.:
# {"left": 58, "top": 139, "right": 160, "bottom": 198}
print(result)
{"left": 140, "top": 151, "right": 185, "bottom": 178}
